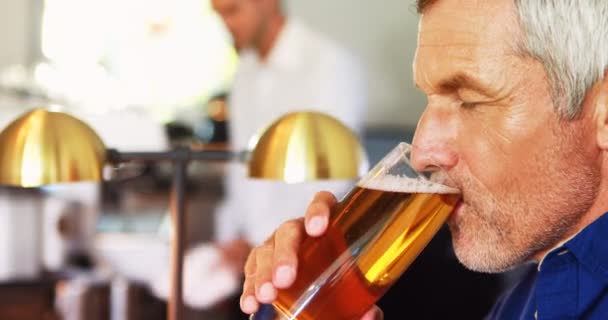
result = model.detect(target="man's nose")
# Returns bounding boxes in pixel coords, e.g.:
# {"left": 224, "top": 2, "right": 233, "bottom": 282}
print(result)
{"left": 410, "top": 108, "right": 459, "bottom": 173}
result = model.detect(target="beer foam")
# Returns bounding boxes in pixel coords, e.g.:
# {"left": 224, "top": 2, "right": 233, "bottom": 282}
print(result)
{"left": 357, "top": 175, "right": 459, "bottom": 194}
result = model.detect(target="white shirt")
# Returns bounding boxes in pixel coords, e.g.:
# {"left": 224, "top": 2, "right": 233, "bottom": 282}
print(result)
{"left": 215, "top": 18, "right": 368, "bottom": 246}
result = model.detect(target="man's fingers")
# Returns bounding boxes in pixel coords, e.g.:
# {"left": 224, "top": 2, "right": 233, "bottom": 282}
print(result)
{"left": 304, "top": 191, "right": 337, "bottom": 237}
{"left": 253, "top": 245, "right": 277, "bottom": 304}
{"left": 240, "top": 192, "right": 337, "bottom": 315}
{"left": 272, "top": 218, "right": 304, "bottom": 288}
{"left": 361, "top": 305, "right": 384, "bottom": 320}
{"left": 241, "top": 249, "right": 259, "bottom": 314}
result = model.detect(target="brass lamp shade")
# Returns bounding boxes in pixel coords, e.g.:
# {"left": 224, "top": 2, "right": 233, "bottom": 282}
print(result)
{"left": 0, "top": 108, "right": 106, "bottom": 187}
{"left": 248, "top": 111, "right": 368, "bottom": 183}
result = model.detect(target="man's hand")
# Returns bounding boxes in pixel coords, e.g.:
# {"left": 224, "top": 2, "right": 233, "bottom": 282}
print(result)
{"left": 239, "top": 191, "right": 382, "bottom": 319}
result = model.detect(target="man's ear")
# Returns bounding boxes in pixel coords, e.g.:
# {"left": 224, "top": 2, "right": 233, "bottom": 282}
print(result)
{"left": 596, "top": 70, "right": 608, "bottom": 150}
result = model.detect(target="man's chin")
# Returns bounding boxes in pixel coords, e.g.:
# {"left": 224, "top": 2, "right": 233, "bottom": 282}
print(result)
{"left": 448, "top": 226, "right": 520, "bottom": 273}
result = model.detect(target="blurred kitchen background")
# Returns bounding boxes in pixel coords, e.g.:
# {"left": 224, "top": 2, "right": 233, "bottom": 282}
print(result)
{"left": 0, "top": 1, "right": 527, "bottom": 319}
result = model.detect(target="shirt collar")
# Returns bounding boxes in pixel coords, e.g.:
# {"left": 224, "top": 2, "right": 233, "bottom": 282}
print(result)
{"left": 268, "top": 18, "right": 304, "bottom": 69}
{"left": 563, "top": 212, "right": 608, "bottom": 279}
{"left": 243, "top": 17, "right": 304, "bottom": 70}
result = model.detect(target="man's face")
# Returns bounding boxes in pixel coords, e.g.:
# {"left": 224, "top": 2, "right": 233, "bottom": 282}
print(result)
{"left": 212, "top": 0, "right": 263, "bottom": 50}
{"left": 412, "top": 0, "right": 601, "bottom": 272}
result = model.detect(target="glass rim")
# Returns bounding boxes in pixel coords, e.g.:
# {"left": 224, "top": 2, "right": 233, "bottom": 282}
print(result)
{"left": 357, "top": 142, "right": 460, "bottom": 194}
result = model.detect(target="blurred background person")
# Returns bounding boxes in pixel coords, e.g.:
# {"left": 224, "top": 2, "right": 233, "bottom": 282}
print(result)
{"left": 152, "top": 0, "right": 368, "bottom": 315}
{"left": 211, "top": 0, "right": 367, "bottom": 264}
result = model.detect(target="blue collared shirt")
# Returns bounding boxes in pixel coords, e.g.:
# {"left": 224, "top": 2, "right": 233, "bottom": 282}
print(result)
{"left": 486, "top": 213, "right": 608, "bottom": 319}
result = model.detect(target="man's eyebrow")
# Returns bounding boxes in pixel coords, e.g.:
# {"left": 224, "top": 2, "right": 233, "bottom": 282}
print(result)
{"left": 438, "top": 72, "right": 498, "bottom": 96}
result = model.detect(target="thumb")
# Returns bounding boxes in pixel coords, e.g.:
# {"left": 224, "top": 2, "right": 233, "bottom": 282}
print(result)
{"left": 361, "top": 305, "right": 383, "bottom": 320}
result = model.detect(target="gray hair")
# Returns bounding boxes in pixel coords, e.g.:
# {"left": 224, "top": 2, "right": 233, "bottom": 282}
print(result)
{"left": 418, "top": 0, "right": 608, "bottom": 119}
{"left": 515, "top": 1, "right": 608, "bottom": 119}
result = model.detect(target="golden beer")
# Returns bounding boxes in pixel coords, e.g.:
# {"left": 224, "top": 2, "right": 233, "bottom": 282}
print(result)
{"left": 270, "top": 179, "right": 459, "bottom": 319}
{"left": 250, "top": 142, "right": 460, "bottom": 320}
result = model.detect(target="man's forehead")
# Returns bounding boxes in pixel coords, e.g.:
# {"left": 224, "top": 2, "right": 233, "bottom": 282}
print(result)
{"left": 418, "top": 0, "right": 520, "bottom": 46}
{"left": 414, "top": 0, "right": 522, "bottom": 90}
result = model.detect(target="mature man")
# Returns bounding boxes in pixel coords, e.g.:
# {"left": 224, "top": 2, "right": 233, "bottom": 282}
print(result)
{"left": 238, "top": 0, "right": 608, "bottom": 319}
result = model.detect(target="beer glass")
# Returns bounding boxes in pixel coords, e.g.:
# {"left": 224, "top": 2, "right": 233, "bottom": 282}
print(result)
{"left": 251, "top": 142, "right": 461, "bottom": 320}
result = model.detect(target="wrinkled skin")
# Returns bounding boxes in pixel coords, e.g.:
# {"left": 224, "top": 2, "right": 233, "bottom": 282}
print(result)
{"left": 410, "top": 0, "right": 603, "bottom": 273}
{"left": 238, "top": 0, "right": 608, "bottom": 316}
